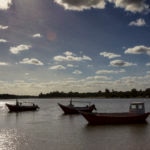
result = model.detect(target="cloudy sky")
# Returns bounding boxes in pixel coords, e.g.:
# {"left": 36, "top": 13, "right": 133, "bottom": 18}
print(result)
{"left": 0, "top": 0, "right": 150, "bottom": 95}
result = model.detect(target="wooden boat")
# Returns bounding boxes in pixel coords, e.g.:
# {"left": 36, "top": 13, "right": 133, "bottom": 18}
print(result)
{"left": 6, "top": 100, "right": 39, "bottom": 112}
{"left": 58, "top": 100, "right": 96, "bottom": 114}
{"left": 80, "top": 102, "right": 150, "bottom": 125}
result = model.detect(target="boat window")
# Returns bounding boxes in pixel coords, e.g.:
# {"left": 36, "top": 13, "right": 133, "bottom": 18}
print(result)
{"left": 138, "top": 105, "right": 143, "bottom": 109}
{"left": 131, "top": 105, "right": 136, "bottom": 109}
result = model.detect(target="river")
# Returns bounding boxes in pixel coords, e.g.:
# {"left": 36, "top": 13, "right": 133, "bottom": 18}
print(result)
{"left": 0, "top": 98, "right": 150, "bottom": 150}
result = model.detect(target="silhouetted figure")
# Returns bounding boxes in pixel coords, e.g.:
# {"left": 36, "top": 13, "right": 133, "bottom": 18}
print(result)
{"left": 16, "top": 99, "right": 19, "bottom": 106}
{"left": 69, "top": 99, "right": 74, "bottom": 107}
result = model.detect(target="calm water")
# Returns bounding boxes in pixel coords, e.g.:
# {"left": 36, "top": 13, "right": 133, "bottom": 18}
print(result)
{"left": 0, "top": 98, "right": 150, "bottom": 150}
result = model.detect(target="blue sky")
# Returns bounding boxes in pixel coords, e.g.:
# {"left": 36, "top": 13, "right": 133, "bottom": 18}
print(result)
{"left": 0, "top": 0, "right": 150, "bottom": 95}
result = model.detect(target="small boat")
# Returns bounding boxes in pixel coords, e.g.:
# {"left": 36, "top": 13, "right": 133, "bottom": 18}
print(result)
{"left": 58, "top": 100, "right": 96, "bottom": 114}
{"left": 80, "top": 102, "right": 150, "bottom": 125}
{"left": 5, "top": 100, "right": 40, "bottom": 112}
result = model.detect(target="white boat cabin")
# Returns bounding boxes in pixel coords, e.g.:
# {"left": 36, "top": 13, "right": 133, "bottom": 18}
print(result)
{"left": 129, "top": 102, "right": 145, "bottom": 113}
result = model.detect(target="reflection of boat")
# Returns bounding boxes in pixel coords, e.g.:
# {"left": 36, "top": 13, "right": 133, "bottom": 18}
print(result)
{"left": 80, "top": 102, "right": 150, "bottom": 125}
{"left": 6, "top": 100, "right": 39, "bottom": 112}
{"left": 58, "top": 100, "right": 96, "bottom": 114}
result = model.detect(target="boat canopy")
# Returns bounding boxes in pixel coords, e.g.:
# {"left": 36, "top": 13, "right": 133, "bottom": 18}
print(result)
{"left": 129, "top": 102, "right": 145, "bottom": 113}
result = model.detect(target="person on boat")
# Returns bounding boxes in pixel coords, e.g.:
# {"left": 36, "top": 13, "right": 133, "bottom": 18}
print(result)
{"left": 16, "top": 99, "right": 19, "bottom": 106}
{"left": 33, "top": 103, "right": 36, "bottom": 107}
{"left": 69, "top": 99, "right": 74, "bottom": 107}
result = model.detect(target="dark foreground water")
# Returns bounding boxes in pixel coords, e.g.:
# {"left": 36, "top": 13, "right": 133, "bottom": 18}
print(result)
{"left": 0, "top": 98, "right": 150, "bottom": 150}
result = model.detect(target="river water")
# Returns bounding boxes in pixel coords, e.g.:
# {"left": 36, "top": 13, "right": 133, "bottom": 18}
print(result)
{"left": 0, "top": 98, "right": 150, "bottom": 150}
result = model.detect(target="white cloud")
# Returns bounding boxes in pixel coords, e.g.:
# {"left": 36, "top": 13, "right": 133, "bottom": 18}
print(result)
{"left": 0, "top": 39, "right": 7, "bottom": 43}
{"left": 1, "top": 74, "right": 150, "bottom": 95}
{"left": 67, "top": 64, "right": 74, "bottom": 67}
{"left": 32, "top": 33, "right": 42, "bottom": 38}
{"left": 10, "top": 44, "right": 32, "bottom": 54}
{"left": 100, "top": 52, "right": 121, "bottom": 59}
{"left": 54, "top": 0, "right": 106, "bottom": 11}
{"left": 0, "top": 25, "right": 8, "bottom": 29}
{"left": 96, "top": 69, "right": 125, "bottom": 74}
{"left": 146, "top": 63, "right": 150, "bottom": 66}
{"left": 0, "top": 0, "right": 12, "bottom": 10}
{"left": 87, "top": 64, "right": 93, "bottom": 67}
{"left": 55, "top": 0, "right": 149, "bottom": 13}
{"left": 49, "top": 65, "right": 66, "bottom": 70}
{"left": 129, "top": 18, "right": 146, "bottom": 26}
{"left": 25, "top": 73, "right": 29, "bottom": 76}
{"left": 119, "top": 75, "right": 150, "bottom": 85}
{"left": 110, "top": 59, "right": 137, "bottom": 67}
{"left": 64, "top": 51, "right": 73, "bottom": 56}
{"left": 82, "top": 55, "right": 92, "bottom": 61}
{"left": 125, "top": 45, "right": 150, "bottom": 55}
{"left": 73, "top": 70, "right": 82, "bottom": 74}
{"left": 54, "top": 51, "right": 92, "bottom": 62}
{"left": 86, "top": 75, "right": 111, "bottom": 80}
{"left": 0, "top": 62, "right": 9, "bottom": 66}
{"left": 108, "top": 0, "right": 149, "bottom": 13}
{"left": 20, "top": 58, "right": 44, "bottom": 66}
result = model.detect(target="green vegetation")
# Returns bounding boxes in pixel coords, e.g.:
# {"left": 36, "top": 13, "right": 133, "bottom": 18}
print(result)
{"left": 0, "top": 94, "right": 37, "bottom": 99}
{"left": 0, "top": 88, "right": 150, "bottom": 99}
{"left": 38, "top": 88, "right": 150, "bottom": 98}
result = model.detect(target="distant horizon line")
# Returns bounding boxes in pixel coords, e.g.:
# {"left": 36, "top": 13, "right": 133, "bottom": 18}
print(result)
{"left": 0, "top": 88, "right": 150, "bottom": 98}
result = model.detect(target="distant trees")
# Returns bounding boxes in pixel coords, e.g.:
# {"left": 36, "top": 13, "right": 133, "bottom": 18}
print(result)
{"left": 0, "top": 94, "right": 17, "bottom": 99}
{"left": 0, "top": 88, "right": 150, "bottom": 99}
{"left": 144, "top": 88, "right": 150, "bottom": 97}
{"left": 38, "top": 88, "right": 150, "bottom": 98}
{"left": 0, "top": 94, "right": 37, "bottom": 99}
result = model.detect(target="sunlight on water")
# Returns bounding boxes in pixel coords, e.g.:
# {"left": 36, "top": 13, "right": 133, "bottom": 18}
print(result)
{"left": 0, "top": 102, "right": 7, "bottom": 112}
{"left": 0, "top": 129, "right": 29, "bottom": 150}
{"left": 0, "top": 129, "right": 17, "bottom": 150}
{"left": 0, "top": 98, "right": 150, "bottom": 150}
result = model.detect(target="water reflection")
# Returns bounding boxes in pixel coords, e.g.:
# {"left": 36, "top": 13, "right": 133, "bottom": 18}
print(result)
{"left": 0, "top": 129, "right": 30, "bottom": 150}
{"left": 0, "top": 129, "right": 18, "bottom": 150}
{"left": 0, "top": 98, "right": 150, "bottom": 150}
{"left": 82, "top": 123, "right": 150, "bottom": 150}
{"left": 0, "top": 102, "right": 8, "bottom": 113}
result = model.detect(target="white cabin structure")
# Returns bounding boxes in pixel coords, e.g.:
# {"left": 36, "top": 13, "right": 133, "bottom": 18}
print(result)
{"left": 129, "top": 102, "right": 145, "bottom": 113}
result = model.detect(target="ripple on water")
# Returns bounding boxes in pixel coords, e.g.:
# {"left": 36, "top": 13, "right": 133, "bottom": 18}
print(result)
{"left": 0, "top": 129, "right": 30, "bottom": 150}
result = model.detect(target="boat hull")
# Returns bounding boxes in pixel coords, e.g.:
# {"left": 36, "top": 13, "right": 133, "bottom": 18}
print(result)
{"left": 6, "top": 103, "right": 39, "bottom": 112}
{"left": 58, "top": 103, "right": 96, "bottom": 114}
{"left": 80, "top": 112, "right": 149, "bottom": 125}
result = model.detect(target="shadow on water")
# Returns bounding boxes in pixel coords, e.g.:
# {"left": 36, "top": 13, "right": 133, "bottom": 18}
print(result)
{"left": 60, "top": 113, "right": 80, "bottom": 116}
{"left": 60, "top": 113, "right": 80, "bottom": 120}
{"left": 4, "top": 110, "right": 39, "bottom": 126}
{"left": 84, "top": 121, "right": 149, "bottom": 128}
{"left": 82, "top": 121, "right": 149, "bottom": 135}
{"left": 80, "top": 121, "right": 150, "bottom": 150}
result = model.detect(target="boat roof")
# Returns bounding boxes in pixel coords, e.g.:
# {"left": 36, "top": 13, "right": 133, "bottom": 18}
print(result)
{"left": 130, "top": 102, "right": 144, "bottom": 104}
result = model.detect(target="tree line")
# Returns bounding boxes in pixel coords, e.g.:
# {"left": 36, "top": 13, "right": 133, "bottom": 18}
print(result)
{"left": 0, "top": 88, "right": 150, "bottom": 99}
{"left": 0, "top": 94, "right": 37, "bottom": 99}
{"left": 39, "top": 88, "right": 150, "bottom": 98}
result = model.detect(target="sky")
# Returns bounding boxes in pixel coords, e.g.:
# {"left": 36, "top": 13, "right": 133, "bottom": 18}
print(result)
{"left": 0, "top": 0, "right": 150, "bottom": 95}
